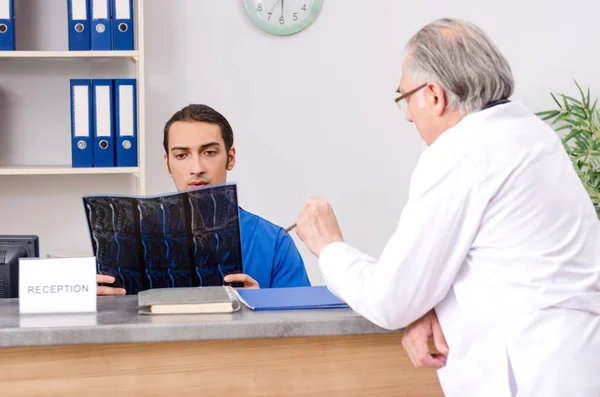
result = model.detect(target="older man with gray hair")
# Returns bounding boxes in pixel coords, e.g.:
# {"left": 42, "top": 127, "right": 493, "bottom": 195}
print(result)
{"left": 295, "top": 18, "right": 600, "bottom": 396}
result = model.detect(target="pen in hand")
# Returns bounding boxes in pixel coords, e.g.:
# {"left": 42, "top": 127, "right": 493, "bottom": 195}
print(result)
{"left": 284, "top": 223, "right": 296, "bottom": 233}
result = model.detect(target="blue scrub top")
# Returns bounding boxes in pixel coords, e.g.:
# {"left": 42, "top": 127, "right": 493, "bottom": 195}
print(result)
{"left": 239, "top": 207, "right": 311, "bottom": 288}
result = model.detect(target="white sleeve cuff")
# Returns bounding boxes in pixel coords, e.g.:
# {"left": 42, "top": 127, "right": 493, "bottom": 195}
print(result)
{"left": 318, "top": 241, "right": 376, "bottom": 300}
{"left": 318, "top": 241, "right": 349, "bottom": 267}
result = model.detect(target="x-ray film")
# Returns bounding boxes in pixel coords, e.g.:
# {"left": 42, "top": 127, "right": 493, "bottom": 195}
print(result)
{"left": 82, "top": 183, "right": 243, "bottom": 294}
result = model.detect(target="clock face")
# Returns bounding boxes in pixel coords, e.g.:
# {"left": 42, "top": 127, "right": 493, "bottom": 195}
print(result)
{"left": 243, "top": 0, "right": 323, "bottom": 36}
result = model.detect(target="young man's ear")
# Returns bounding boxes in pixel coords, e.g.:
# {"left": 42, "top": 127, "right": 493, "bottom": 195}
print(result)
{"left": 164, "top": 153, "right": 172, "bottom": 176}
{"left": 227, "top": 147, "right": 236, "bottom": 171}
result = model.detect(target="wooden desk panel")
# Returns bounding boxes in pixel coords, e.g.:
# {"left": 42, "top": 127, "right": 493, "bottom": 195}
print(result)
{"left": 1, "top": 334, "right": 443, "bottom": 396}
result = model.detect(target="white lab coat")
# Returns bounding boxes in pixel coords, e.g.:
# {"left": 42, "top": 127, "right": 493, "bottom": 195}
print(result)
{"left": 319, "top": 101, "right": 600, "bottom": 396}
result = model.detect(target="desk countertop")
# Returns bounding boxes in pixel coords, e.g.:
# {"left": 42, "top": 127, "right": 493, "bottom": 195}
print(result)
{"left": 0, "top": 296, "right": 396, "bottom": 348}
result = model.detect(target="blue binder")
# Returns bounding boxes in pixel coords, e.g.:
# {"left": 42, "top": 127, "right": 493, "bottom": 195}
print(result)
{"left": 90, "top": 0, "right": 112, "bottom": 50}
{"left": 236, "top": 286, "right": 350, "bottom": 311}
{"left": 70, "top": 79, "right": 94, "bottom": 168}
{"left": 0, "top": 0, "right": 15, "bottom": 51}
{"left": 92, "top": 79, "right": 115, "bottom": 167}
{"left": 114, "top": 78, "right": 137, "bottom": 167}
{"left": 112, "top": 0, "right": 133, "bottom": 50}
{"left": 68, "top": 0, "right": 91, "bottom": 51}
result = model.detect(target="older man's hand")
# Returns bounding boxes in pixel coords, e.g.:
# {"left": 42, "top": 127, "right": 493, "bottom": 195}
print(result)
{"left": 295, "top": 197, "right": 344, "bottom": 257}
{"left": 401, "top": 309, "right": 449, "bottom": 368}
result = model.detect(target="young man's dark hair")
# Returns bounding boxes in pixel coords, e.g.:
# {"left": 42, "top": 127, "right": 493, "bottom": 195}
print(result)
{"left": 163, "top": 104, "right": 235, "bottom": 154}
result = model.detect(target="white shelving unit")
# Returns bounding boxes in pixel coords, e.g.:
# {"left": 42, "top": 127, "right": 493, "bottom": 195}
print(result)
{"left": 0, "top": 50, "right": 139, "bottom": 60}
{"left": 0, "top": 0, "right": 146, "bottom": 195}
{"left": 0, "top": 165, "right": 141, "bottom": 176}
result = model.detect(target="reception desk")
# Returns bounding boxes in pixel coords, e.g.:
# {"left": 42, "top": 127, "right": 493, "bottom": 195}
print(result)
{"left": 0, "top": 296, "right": 443, "bottom": 396}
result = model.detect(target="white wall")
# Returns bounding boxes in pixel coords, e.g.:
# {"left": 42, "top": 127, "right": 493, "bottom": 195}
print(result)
{"left": 1, "top": 0, "right": 598, "bottom": 285}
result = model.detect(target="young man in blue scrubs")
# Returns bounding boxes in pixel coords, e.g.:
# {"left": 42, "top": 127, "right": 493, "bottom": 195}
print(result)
{"left": 97, "top": 104, "right": 310, "bottom": 295}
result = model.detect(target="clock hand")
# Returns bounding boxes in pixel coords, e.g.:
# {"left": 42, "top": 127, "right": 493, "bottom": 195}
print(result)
{"left": 281, "top": 0, "right": 284, "bottom": 16}
{"left": 268, "top": 0, "right": 281, "bottom": 14}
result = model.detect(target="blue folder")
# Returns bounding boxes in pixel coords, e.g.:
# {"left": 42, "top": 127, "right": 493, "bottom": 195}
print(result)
{"left": 236, "top": 286, "right": 349, "bottom": 311}
{"left": 0, "top": 0, "right": 15, "bottom": 51}
{"left": 90, "top": 0, "right": 112, "bottom": 50}
{"left": 70, "top": 79, "right": 93, "bottom": 167}
{"left": 112, "top": 0, "right": 134, "bottom": 50}
{"left": 67, "top": 0, "right": 91, "bottom": 51}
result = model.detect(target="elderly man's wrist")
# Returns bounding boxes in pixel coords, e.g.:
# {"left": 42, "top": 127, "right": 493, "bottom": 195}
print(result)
{"left": 318, "top": 239, "right": 344, "bottom": 257}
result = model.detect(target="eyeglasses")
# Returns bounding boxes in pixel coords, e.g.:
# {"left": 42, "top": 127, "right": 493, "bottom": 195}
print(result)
{"left": 395, "top": 83, "right": 427, "bottom": 110}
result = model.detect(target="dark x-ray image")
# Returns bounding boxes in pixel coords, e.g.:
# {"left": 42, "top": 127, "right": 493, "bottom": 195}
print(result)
{"left": 82, "top": 183, "right": 243, "bottom": 294}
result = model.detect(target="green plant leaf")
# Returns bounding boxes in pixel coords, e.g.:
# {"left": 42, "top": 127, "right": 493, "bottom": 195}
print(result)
{"left": 562, "top": 95, "right": 584, "bottom": 107}
{"left": 536, "top": 110, "right": 559, "bottom": 116}
{"left": 556, "top": 125, "right": 573, "bottom": 132}
{"left": 574, "top": 80, "right": 589, "bottom": 108}
{"left": 563, "top": 95, "right": 572, "bottom": 111}
{"left": 539, "top": 110, "right": 561, "bottom": 121}
{"left": 538, "top": 80, "right": 600, "bottom": 219}
{"left": 551, "top": 93, "right": 562, "bottom": 109}
{"left": 562, "top": 119, "right": 581, "bottom": 127}
{"left": 568, "top": 106, "right": 588, "bottom": 119}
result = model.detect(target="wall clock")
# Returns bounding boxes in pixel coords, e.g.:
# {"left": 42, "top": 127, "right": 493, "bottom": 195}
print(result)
{"left": 243, "top": 0, "right": 322, "bottom": 36}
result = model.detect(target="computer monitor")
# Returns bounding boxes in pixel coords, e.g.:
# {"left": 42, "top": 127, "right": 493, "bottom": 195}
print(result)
{"left": 0, "top": 235, "right": 39, "bottom": 298}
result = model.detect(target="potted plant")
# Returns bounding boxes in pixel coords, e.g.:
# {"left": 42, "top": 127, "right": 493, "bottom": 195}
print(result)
{"left": 536, "top": 81, "right": 600, "bottom": 219}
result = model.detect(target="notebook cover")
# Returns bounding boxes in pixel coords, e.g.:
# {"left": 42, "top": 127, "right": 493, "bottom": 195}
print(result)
{"left": 235, "top": 286, "right": 349, "bottom": 311}
{"left": 138, "top": 286, "right": 237, "bottom": 307}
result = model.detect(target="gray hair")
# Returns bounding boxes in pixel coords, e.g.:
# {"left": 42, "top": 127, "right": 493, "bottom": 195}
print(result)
{"left": 404, "top": 18, "right": 514, "bottom": 114}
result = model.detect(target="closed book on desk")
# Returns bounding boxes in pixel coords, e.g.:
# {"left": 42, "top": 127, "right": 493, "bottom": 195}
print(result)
{"left": 236, "top": 286, "right": 349, "bottom": 311}
{"left": 138, "top": 286, "right": 241, "bottom": 315}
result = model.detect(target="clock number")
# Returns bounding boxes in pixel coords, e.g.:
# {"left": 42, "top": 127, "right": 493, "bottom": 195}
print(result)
{"left": 244, "top": 0, "right": 320, "bottom": 35}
